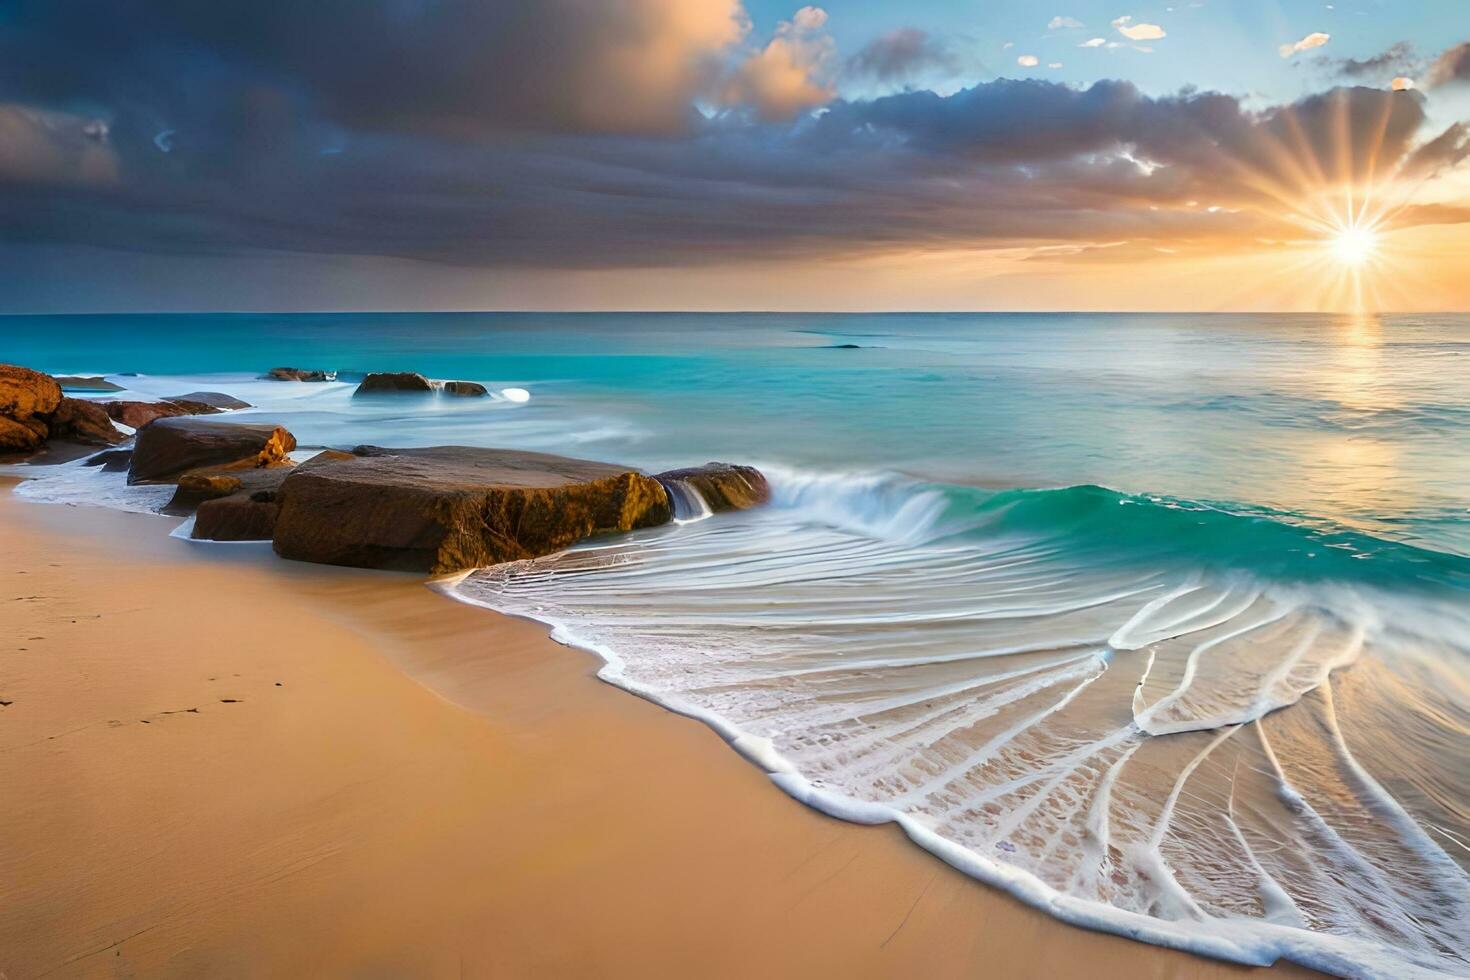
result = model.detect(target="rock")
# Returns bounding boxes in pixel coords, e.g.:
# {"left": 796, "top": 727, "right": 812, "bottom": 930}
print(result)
{"left": 354, "top": 372, "right": 433, "bottom": 395}
{"left": 54, "top": 376, "right": 125, "bottom": 392}
{"left": 267, "top": 367, "right": 333, "bottom": 382}
{"left": 167, "top": 391, "right": 251, "bottom": 410}
{"left": 128, "top": 417, "right": 297, "bottom": 485}
{"left": 0, "top": 416, "right": 48, "bottom": 453}
{"left": 183, "top": 451, "right": 349, "bottom": 538}
{"left": 101, "top": 397, "right": 224, "bottom": 428}
{"left": 101, "top": 400, "right": 192, "bottom": 429}
{"left": 0, "top": 364, "right": 63, "bottom": 418}
{"left": 47, "top": 397, "right": 127, "bottom": 446}
{"left": 83, "top": 448, "right": 133, "bottom": 472}
{"left": 654, "top": 462, "right": 770, "bottom": 513}
{"left": 442, "top": 381, "right": 489, "bottom": 397}
{"left": 193, "top": 494, "right": 281, "bottom": 542}
{"left": 271, "top": 445, "right": 672, "bottom": 573}
{"left": 164, "top": 462, "right": 294, "bottom": 514}
{"left": 163, "top": 399, "right": 226, "bottom": 416}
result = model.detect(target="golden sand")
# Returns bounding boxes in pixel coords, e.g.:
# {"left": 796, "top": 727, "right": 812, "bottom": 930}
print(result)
{"left": 0, "top": 485, "right": 1321, "bottom": 978}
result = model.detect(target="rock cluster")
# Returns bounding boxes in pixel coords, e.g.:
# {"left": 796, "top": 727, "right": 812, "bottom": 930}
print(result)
{"left": 267, "top": 367, "right": 333, "bottom": 382}
{"left": 4, "top": 363, "right": 774, "bottom": 576}
{"left": 0, "top": 365, "right": 127, "bottom": 452}
{"left": 354, "top": 372, "right": 434, "bottom": 395}
{"left": 354, "top": 373, "right": 489, "bottom": 397}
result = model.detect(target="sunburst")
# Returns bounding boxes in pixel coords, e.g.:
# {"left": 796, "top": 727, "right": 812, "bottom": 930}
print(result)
{"left": 1328, "top": 221, "right": 1380, "bottom": 268}
{"left": 1181, "top": 87, "right": 1449, "bottom": 312}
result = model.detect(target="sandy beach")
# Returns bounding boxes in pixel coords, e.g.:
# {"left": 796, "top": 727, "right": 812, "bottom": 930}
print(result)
{"left": 0, "top": 482, "right": 1321, "bottom": 979}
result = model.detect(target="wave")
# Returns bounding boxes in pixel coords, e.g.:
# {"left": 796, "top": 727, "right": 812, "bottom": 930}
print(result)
{"left": 449, "top": 469, "right": 1470, "bottom": 978}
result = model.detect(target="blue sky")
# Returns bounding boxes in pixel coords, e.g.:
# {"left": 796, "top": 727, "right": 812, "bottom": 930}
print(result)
{"left": 749, "top": 0, "right": 1458, "bottom": 101}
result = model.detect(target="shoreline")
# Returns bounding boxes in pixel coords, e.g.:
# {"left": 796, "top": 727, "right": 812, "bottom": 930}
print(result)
{"left": 0, "top": 482, "right": 1322, "bottom": 978}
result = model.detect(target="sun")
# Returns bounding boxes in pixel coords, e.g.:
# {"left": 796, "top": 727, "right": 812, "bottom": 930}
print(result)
{"left": 1329, "top": 224, "right": 1379, "bottom": 268}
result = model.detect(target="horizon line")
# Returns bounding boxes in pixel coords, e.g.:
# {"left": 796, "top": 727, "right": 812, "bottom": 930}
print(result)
{"left": 0, "top": 309, "right": 1460, "bottom": 318}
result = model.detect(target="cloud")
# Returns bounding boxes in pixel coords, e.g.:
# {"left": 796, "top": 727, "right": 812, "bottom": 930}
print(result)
{"left": 10, "top": 81, "right": 1461, "bottom": 271}
{"left": 0, "top": 0, "right": 806, "bottom": 138}
{"left": 0, "top": 105, "right": 118, "bottom": 185}
{"left": 1048, "top": 16, "right": 1084, "bottom": 30}
{"left": 1080, "top": 38, "right": 1107, "bottom": 48}
{"left": 0, "top": 0, "right": 1464, "bottom": 282}
{"left": 1316, "top": 41, "right": 1416, "bottom": 79}
{"left": 1392, "top": 77, "right": 1415, "bottom": 92}
{"left": 721, "top": 7, "right": 835, "bottom": 120}
{"left": 1279, "top": 33, "right": 1331, "bottom": 59}
{"left": 1017, "top": 55, "right": 1040, "bottom": 68}
{"left": 1427, "top": 43, "right": 1470, "bottom": 87}
{"left": 790, "top": 5, "right": 828, "bottom": 31}
{"left": 1401, "top": 122, "right": 1470, "bottom": 178}
{"left": 1112, "top": 17, "right": 1166, "bottom": 42}
{"left": 847, "top": 28, "right": 958, "bottom": 85}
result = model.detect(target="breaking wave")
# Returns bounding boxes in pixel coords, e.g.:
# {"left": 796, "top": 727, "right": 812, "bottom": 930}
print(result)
{"left": 448, "top": 470, "right": 1470, "bottom": 978}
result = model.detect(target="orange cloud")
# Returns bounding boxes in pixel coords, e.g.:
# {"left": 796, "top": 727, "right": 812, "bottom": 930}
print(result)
{"left": 720, "top": 6, "right": 835, "bottom": 120}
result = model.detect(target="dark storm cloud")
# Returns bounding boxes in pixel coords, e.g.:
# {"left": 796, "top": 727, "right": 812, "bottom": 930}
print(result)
{"left": 0, "top": 1, "right": 1466, "bottom": 273}
{"left": 0, "top": 0, "right": 758, "bottom": 137}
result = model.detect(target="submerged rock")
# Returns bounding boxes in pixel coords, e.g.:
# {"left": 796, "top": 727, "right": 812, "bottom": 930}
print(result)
{"left": 103, "top": 399, "right": 219, "bottom": 429}
{"left": 654, "top": 462, "right": 770, "bottom": 513}
{"left": 54, "top": 376, "right": 125, "bottom": 392}
{"left": 83, "top": 448, "right": 133, "bottom": 472}
{"left": 266, "top": 367, "right": 333, "bottom": 382}
{"left": 167, "top": 391, "right": 252, "bottom": 410}
{"left": 128, "top": 417, "right": 297, "bottom": 485}
{"left": 0, "top": 365, "right": 62, "bottom": 453}
{"left": 442, "top": 380, "right": 489, "bottom": 397}
{"left": 47, "top": 397, "right": 127, "bottom": 446}
{"left": 354, "top": 372, "right": 434, "bottom": 395}
{"left": 271, "top": 445, "right": 672, "bottom": 573}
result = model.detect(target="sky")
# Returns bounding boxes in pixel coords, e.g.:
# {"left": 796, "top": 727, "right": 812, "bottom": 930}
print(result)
{"left": 0, "top": 0, "right": 1467, "bottom": 313}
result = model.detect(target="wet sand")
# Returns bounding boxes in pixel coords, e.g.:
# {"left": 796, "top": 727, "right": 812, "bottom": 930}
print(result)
{"left": 0, "top": 483, "right": 1322, "bottom": 978}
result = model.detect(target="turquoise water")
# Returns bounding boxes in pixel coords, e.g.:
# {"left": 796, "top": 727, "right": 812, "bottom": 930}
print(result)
{"left": 4, "top": 312, "right": 1469, "bottom": 977}
{"left": 5, "top": 311, "right": 1468, "bottom": 556}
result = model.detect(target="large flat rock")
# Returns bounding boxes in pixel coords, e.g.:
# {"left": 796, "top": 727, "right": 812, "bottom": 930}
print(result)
{"left": 128, "top": 417, "right": 297, "bottom": 485}
{"left": 271, "top": 445, "right": 673, "bottom": 573}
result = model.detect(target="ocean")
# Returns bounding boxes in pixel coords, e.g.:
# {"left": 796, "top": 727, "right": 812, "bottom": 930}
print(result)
{"left": 4, "top": 311, "right": 1468, "bottom": 977}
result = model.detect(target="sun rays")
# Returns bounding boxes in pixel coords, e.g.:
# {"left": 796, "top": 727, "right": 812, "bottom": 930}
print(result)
{"left": 1217, "top": 88, "right": 1445, "bottom": 313}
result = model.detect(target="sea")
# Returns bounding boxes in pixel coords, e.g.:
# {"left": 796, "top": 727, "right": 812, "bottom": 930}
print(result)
{"left": 3, "top": 312, "right": 1468, "bottom": 978}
